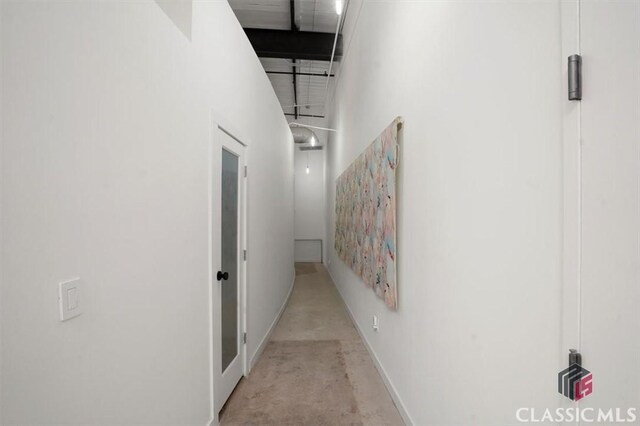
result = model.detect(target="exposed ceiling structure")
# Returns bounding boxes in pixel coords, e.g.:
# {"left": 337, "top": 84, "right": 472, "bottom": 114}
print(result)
{"left": 229, "top": 0, "right": 344, "bottom": 127}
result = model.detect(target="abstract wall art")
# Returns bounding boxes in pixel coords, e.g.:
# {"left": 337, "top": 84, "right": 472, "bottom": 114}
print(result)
{"left": 335, "top": 117, "right": 402, "bottom": 310}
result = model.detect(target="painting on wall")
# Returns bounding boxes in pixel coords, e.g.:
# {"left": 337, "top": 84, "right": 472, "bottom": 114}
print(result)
{"left": 335, "top": 117, "right": 402, "bottom": 310}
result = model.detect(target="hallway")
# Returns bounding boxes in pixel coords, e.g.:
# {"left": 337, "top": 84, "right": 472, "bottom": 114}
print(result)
{"left": 2, "top": 1, "right": 640, "bottom": 424}
{"left": 220, "top": 263, "right": 403, "bottom": 425}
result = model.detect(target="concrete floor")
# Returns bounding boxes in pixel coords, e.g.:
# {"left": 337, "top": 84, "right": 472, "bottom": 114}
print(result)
{"left": 220, "top": 263, "right": 403, "bottom": 425}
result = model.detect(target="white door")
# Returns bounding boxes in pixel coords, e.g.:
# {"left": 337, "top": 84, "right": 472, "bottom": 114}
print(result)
{"left": 212, "top": 127, "right": 246, "bottom": 415}
{"left": 563, "top": 0, "right": 640, "bottom": 420}
{"left": 579, "top": 0, "right": 640, "bottom": 415}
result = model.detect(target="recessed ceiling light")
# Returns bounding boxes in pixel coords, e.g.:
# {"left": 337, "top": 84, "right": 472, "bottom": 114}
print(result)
{"left": 335, "top": 0, "right": 343, "bottom": 15}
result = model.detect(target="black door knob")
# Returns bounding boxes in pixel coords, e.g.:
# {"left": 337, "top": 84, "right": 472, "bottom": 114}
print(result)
{"left": 216, "top": 271, "right": 229, "bottom": 281}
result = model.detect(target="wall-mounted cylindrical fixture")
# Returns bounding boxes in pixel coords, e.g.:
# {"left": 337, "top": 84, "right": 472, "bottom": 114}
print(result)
{"left": 568, "top": 54, "right": 582, "bottom": 101}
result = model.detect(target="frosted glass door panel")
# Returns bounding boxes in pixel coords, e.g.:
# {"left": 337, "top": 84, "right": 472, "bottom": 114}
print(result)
{"left": 221, "top": 148, "right": 239, "bottom": 373}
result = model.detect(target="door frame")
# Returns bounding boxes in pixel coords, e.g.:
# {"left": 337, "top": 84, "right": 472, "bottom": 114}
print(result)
{"left": 560, "top": 2, "right": 585, "bottom": 424}
{"left": 560, "top": 0, "right": 582, "bottom": 375}
{"left": 208, "top": 113, "right": 249, "bottom": 425}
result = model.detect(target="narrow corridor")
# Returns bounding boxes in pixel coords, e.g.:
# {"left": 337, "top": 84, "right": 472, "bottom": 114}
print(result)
{"left": 220, "top": 263, "right": 403, "bottom": 425}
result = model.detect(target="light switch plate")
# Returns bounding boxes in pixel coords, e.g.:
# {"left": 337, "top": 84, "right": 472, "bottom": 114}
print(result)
{"left": 59, "top": 278, "right": 82, "bottom": 321}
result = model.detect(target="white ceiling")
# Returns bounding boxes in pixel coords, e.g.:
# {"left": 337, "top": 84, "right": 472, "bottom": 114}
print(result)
{"left": 228, "top": 0, "right": 342, "bottom": 121}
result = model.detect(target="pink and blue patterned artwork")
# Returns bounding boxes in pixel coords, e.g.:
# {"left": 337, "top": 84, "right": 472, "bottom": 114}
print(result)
{"left": 335, "top": 117, "right": 401, "bottom": 310}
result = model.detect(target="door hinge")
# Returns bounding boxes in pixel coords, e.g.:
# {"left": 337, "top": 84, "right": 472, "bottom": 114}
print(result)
{"left": 568, "top": 54, "right": 582, "bottom": 101}
{"left": 243, "top": 249, "right": 247, "bottom": 261}
{"left": 243, "top": 332, "right": 247, "bottom": 344}
{"left": 569, "top": 349, "right": 582, "bottom": 366}
{"left": 244, "top": 165, "right": 247, "bottom": 178}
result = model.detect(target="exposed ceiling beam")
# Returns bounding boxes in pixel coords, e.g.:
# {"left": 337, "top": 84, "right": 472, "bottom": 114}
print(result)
{"left": 290, "top": 0, "right": 298, "bottom": 119}
{"left": 292, "top": 59, "right": 298, "bottom": 119}
{"left": 244, "top": 28, "right": 343, "bottom": 62}
{"left": 266, "top": 70, "right": 335, "bottom": 77}
{"left": 289, "top": 0, "right": 296, "bottom": 29}
{"left": 285, "top": 113, "right": 326, "bottom": 118}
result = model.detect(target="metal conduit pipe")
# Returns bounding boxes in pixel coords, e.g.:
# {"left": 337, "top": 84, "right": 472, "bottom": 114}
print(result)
{"left": 290, "top": 126, "right": 319, "bottom": 145}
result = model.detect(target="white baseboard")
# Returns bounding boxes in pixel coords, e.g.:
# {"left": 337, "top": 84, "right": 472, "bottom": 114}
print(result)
{"left": 326, "top": 267, "right": 414, "bottom": 426}
{"left": 248, "top": 269, "right": 296, "bottom": 370}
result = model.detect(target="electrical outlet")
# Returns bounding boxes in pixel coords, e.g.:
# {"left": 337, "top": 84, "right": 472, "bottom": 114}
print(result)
{"left": 372, "top": 315, "right": 379, "bottom": 331}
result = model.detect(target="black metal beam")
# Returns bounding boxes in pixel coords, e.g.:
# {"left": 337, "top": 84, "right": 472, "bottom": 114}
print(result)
{"left": 289, "top": 0, "right": 296, "bottom": 30}
{"left": 290, "top": 0, "right": 298, "bottom": 119}
{"left": 292, "top": 59, "right": 298, "bottom": 119}
{"left": 266, "top": 70, "right": 335, "bottom": 77}
{"left": 285, "top": 113, "right": 326, "bottom": 118}
{"left": 244, "top": 28, "right": 343, "bottom": 62}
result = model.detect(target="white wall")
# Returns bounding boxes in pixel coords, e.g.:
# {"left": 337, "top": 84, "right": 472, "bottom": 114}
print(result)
{"left": 0, "top": 1, "right": 294, "bottom": 424}
{"left": 294, "top": 147, "right": 325, "bottom": 261}
{"left": 325, "top": 2, "right": 563, "bottom": 425}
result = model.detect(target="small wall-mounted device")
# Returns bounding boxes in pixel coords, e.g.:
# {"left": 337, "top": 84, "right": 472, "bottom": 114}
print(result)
{"left": 372, "top": 315, "right": 379, "bottom": 332}
{"left": 59, "top": 278, "right": 82, "bottom": 321}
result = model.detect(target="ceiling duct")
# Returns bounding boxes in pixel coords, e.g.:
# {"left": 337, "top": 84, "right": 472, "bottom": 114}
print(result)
{"left": 290, "top": 126, "right": 319, "bottom": 145}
